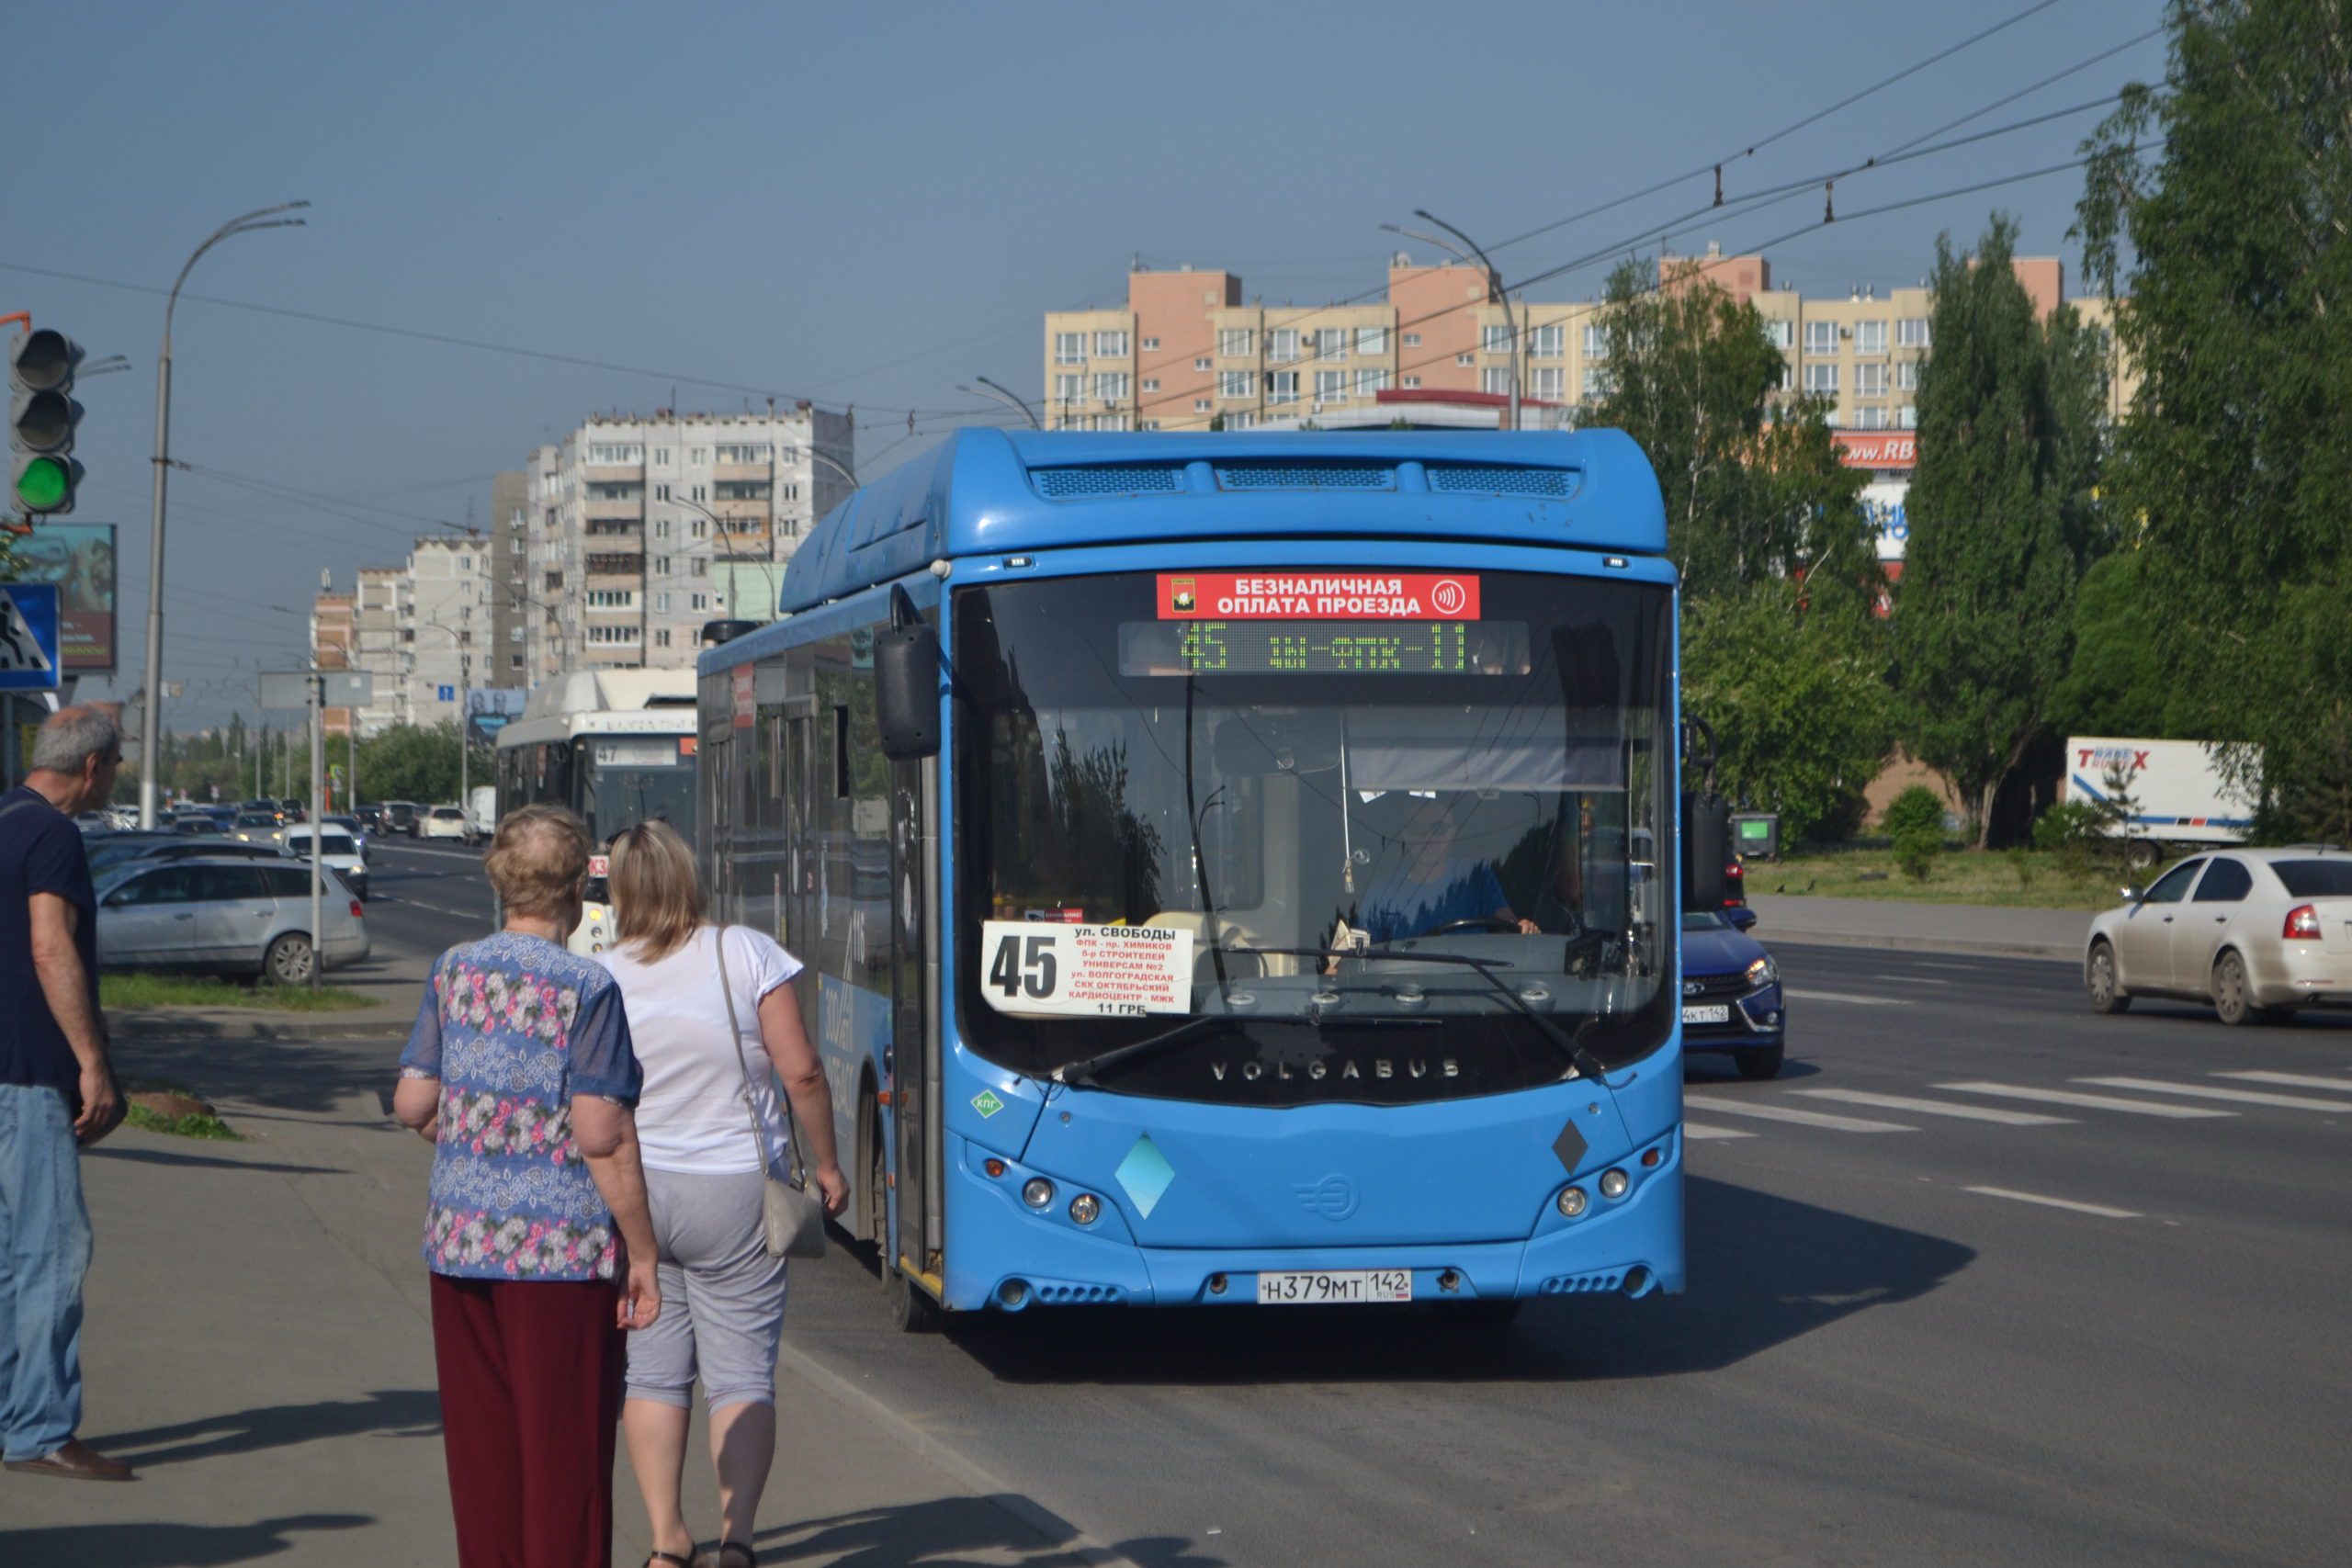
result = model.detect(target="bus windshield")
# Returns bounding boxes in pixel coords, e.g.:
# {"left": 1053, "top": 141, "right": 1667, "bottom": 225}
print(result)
{"left": 953, "top": 569, "right": 1674, "bottom": 1104}
{"left": 581, "top": 759, "right": 695, "bottom": 847}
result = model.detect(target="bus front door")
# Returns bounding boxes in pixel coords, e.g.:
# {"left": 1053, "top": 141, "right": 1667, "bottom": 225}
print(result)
{"left": 888, "top": 753, "right": 940, "bottom": 1312}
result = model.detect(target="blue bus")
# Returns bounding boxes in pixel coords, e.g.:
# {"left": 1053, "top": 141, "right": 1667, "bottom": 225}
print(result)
{"left": 696, "top": 429, "right": 1722, "bottom": 1328}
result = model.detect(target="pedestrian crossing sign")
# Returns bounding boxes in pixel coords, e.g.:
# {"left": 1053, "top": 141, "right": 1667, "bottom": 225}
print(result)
{"left": 0, "top": 583, "right": 61, "bottom": 692}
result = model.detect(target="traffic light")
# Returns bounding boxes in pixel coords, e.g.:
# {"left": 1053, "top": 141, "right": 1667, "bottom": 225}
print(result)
{"left": 9, "top": 327, "right": 83, "bottom": 516}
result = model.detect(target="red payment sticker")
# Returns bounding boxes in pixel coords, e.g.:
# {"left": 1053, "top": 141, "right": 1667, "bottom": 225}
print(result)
{"left": 1159, "top": 572, "right": 1479, "bottom": 621}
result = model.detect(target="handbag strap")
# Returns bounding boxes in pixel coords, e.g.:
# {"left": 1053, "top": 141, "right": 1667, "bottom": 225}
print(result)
{"left": 713, "top": 924, "right": 806, "bottom": 1190}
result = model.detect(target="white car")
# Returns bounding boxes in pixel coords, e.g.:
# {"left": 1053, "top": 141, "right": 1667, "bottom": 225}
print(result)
{"left": 281, "top": 825, "right": 369, "bottom": 901}
{"left": 420, "top": 805, "right": 473, "bottom": 842}
{"left": 2086, "top": 847, "right": 2352, "bottom": 1024}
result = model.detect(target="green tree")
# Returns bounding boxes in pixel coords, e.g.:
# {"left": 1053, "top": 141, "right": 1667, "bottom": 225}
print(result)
{"left": 2050, "top": 550, "right": 2180, "bottom": 737}
{"left": 1591, "top": 260, "right": 1872, "bottom": 604}
{"left": 1894, "top": 215, "right": 2105, "bottom": 847}
{"left": 1680, "top": 581, "right": 1896, "bottom": 844}
{"left": 2075, "top": 0, "right": 2352, "bottom": 840}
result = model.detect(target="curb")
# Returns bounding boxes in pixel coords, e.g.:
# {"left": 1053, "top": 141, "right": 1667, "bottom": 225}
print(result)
{"left": 110, "top": 1009, "right": 413, "bottom": 1043}
{"left": 1765, "top": 931, "right": 2080, "bottom": 964}
{"left": 771, "top": 1335, "right": 1142, "bottom": 1567}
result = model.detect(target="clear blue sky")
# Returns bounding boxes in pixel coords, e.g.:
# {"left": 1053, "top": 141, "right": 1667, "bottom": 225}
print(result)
{"left": 6, "top": 0, "right": 2165, "bottom": 726}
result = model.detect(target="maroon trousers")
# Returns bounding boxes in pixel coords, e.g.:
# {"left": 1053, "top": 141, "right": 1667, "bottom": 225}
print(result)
{"left": 429, "top": 1272, "right": 625, "bottom": 1568}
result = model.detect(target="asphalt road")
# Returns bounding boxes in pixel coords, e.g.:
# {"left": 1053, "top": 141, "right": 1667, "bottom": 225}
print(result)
{"left": 295, "top": 855, "right": 2352, "bottom": 1566}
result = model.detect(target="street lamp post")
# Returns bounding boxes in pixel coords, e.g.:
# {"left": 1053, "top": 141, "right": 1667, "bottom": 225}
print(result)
{"left": 140, "top": 201, "right": 309, "bottom": 828}
{"left": 416, "top": 622, "right": 472, "bottom": 822}
{"left": 1385, "top": 211, "right": 1523, "bottom": 432}
{"left": 669, "top": 495, "right": 775, "bottom": 626}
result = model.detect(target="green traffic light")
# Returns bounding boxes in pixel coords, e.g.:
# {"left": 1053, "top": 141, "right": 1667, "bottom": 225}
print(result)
{"left": 15, "top": 454, "right": 69, "bottom": 511}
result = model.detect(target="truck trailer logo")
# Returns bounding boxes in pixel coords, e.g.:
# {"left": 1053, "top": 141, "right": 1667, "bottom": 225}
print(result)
{"left": 2078, "top": 747, "right": 2152, "bottom": 772}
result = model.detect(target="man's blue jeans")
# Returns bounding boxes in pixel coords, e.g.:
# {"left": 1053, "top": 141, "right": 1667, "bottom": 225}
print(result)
{"left": 0, "top": 1082, "right": 90, "bottom": 1462}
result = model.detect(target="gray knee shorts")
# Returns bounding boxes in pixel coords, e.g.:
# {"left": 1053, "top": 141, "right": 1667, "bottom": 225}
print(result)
{"left": 626, "top": 1167, "right": 788, "bottom": 1411}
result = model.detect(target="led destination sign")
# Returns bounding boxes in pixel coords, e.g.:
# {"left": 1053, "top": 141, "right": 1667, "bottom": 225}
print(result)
{"left": 1119, "top": 619, "right": 1531, "bottom": 676}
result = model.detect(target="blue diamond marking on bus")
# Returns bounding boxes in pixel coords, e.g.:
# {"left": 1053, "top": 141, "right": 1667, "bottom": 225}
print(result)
{"left": 971, "top": 1089, "right": 1005, "bottom": 1119}
{"left": 1114, "top": 1134, "right": 1176, "bottom": 1219}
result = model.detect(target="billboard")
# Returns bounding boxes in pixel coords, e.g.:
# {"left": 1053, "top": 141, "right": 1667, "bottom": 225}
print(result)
{"left": 8, "top": 524, "right": 117, "bottom": 672}
{"left": 1831, "top": 431, "right": 1916, "bottom": 471}
{"left": 466, "top": 686, "right": 525, "bottom": 746}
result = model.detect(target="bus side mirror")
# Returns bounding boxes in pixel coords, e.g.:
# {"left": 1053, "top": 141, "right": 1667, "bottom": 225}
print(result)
{"left": 1681, "top": 791, "right": 1729, "bottom": 912}
{"left": 876, "top": 622, "right": 943, "bottom": 761}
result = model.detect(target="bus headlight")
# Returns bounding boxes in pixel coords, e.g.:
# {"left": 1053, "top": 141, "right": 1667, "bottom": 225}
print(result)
{"left": 1600, "top": 1168, "right": 1631, "bottom": 1200}
{"left": 1069, "top": 1193, "right": 1101, "bottom": 1225}
{"left": 1022, "top": 1178, "right": 1056, "bottom": 1210}
{"left": 1556, "top": 1186, "right": 1589, "bottom": 1218}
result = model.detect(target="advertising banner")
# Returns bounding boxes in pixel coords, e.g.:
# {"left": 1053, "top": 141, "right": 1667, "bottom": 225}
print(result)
{"left": 10, "top": 524, "right": 116, "bottom": 672}
{"left": 465, "top": 686, "right": 525, "bottom": 746}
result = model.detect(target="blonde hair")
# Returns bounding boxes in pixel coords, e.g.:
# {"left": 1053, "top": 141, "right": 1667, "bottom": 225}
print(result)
{"left": 607, "top": 818, "right": 706, "bottom": 962}
{"left": 485, "top": 805, "right": 592, "bottom": 922}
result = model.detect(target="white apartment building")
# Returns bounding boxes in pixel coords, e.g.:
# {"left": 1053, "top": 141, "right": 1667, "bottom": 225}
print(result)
{"left": 351, "top": 567, "right": 403, "bottom": 737}
{"left": 397, "top": 536, "right": 491, "bottom": 728}
{"left": 524, "top": 406, "right": 854, "bottom": 683}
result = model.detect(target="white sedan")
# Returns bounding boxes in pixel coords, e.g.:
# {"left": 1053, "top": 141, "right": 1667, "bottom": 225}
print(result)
{"left": 419, "top": 805, "right": 474, "bottom": 842}
{"left": 2086, "top": 848, "right": 2352, "bottom": 1024}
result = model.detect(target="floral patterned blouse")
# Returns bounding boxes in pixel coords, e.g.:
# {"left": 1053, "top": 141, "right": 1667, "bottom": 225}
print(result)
{"left": 399, "top": 931, "right": 643, "bottom": 1282}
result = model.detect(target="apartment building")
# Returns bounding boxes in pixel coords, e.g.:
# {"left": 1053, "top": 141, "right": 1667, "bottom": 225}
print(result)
{"left": 1044, "top": 246, "right": 2136, "bottom": 435}
{"left": 352, "top": 567, "right": 402, "bottom": 737}
{"left": 400, "top": 536, "right": 491, "bottom": 731}
{"left": 490, "top": 469, "right": 529, "bottom": 688}
{"left": 523, "top": 407, "right": 854, "bottom": 684}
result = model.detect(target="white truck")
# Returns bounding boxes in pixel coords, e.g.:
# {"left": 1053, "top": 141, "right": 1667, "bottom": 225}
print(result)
{"left": 2061, "top": 737, "right": 2258, "bottom": 871}
{"left": 468, "top": 784, "right": 498, "bottom": 844}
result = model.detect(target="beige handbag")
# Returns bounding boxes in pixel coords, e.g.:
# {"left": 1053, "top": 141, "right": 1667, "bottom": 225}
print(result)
{"left": 715, "top": 927, "right": 827, "bottom": 1260}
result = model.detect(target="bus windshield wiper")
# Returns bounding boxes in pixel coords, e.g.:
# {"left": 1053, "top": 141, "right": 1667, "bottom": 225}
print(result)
{"left": 1052, "top": 1015, "right": 1243, "bottom": 1088}
{"left": 1241, "top": 946, "right": 1614, "bottom": 1082}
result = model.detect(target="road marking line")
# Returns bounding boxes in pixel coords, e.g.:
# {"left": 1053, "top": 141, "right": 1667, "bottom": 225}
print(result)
{"left": 1964, "top": 1186, "right": 2142, "bottom": 1220}
{"left": 1683, "top": 1099, "right": 1916, "bottom": 1133}
{"left": 2213, "top": 1071, "right": 2352, "bottom": 1095}
{"left": 1681, "top": 1122, "right": 1756, "bottom": 1141}
{"left": 2076, "top": 1077, "right": 2352, "bottom": 1112}
{"left": 1915, "top": 961, "right": 1984, "bottom": 973}
{"left": 1781, "top": 987, "right": 1914, "bottom": 1007}
{"left": 1937, "top": 1082, "right": 2236, "bottom": 1119}
{"left": 1792, "top": 1089, "right": 2074, "bottom": 1126}
{"left": 1901, "top": 976, "right": 1954, "bottom": 986}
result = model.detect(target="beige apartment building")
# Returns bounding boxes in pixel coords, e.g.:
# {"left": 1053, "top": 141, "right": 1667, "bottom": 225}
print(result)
{"left": 1044, "top": 246, "right": 2136, "bottom": 435}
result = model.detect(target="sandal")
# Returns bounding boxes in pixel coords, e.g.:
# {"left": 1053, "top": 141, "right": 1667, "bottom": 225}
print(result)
{"left": 694, "top": 1545, "right": 755, "bottom": 1568}
{"left": 645, "top": 1553, "right": 694, "bottom": 1567}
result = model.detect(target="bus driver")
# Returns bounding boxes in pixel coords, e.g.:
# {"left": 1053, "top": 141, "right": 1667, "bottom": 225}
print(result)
{"left": 1351, "top": 797, "right": 1539, "bottom": 944}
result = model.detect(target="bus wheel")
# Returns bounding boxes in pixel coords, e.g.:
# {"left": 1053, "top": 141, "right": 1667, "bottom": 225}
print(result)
{"left": 887, "top": 1264, "right": 941, "bottom": 1335}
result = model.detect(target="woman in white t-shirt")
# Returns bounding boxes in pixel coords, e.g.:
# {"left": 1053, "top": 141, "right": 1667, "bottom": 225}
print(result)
{"left": 599, "top": 820, "right": 847, "bottom": 1568}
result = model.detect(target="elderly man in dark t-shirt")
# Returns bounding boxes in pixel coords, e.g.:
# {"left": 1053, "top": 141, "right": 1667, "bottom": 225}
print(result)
{"left": 0, "top": 705, "right": 131, "bottom": 1483}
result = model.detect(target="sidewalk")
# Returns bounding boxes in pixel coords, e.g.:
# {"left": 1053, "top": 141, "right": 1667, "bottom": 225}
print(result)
{"left": 1746, "top": 893, "right": 2093, "bottom": 962}
{"left": 0, "top": 1032, "right": 1110, "bottom": 1568}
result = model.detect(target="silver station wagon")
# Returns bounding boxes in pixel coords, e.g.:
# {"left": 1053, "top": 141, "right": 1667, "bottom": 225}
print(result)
{"left": 2086, "top": 848, "right": 2352, "bottom": 1024}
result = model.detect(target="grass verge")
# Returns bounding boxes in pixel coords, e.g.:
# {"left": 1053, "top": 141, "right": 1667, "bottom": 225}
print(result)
{"left": 120, "top": 1079, "right": 242, "bottom": 1141}
{"left": 1755, "top": 845, "right": 2133, "bottom": 910}
{"left": 123, "top": 1102, "right": 243, "bottom": 1140}
{"left": 100, "top": 974, "right": 374, "bottom": 1011}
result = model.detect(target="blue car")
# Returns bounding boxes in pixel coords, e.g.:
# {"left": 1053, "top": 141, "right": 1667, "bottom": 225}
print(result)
{"left": 1680, "top": 907, "right": 1786, "bottom": 1079}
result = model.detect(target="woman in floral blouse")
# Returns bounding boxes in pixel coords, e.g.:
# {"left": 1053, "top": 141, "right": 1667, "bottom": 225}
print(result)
{"left": 393, "top": 804, "right": 662, "bottom": 1568}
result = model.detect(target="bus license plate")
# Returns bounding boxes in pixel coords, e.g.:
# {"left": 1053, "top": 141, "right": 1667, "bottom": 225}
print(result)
{"left": 1256, "top": 1269, "right": 1413, "bottom": 1304}
{"left": 1682, "top": 1004, "right": 1730, "bottom": 1024}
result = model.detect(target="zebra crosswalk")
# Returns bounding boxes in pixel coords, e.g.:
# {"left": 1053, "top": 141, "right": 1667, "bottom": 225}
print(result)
{"left": 1683, "top": 1064, "right": 2352, "bottom": 1144}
